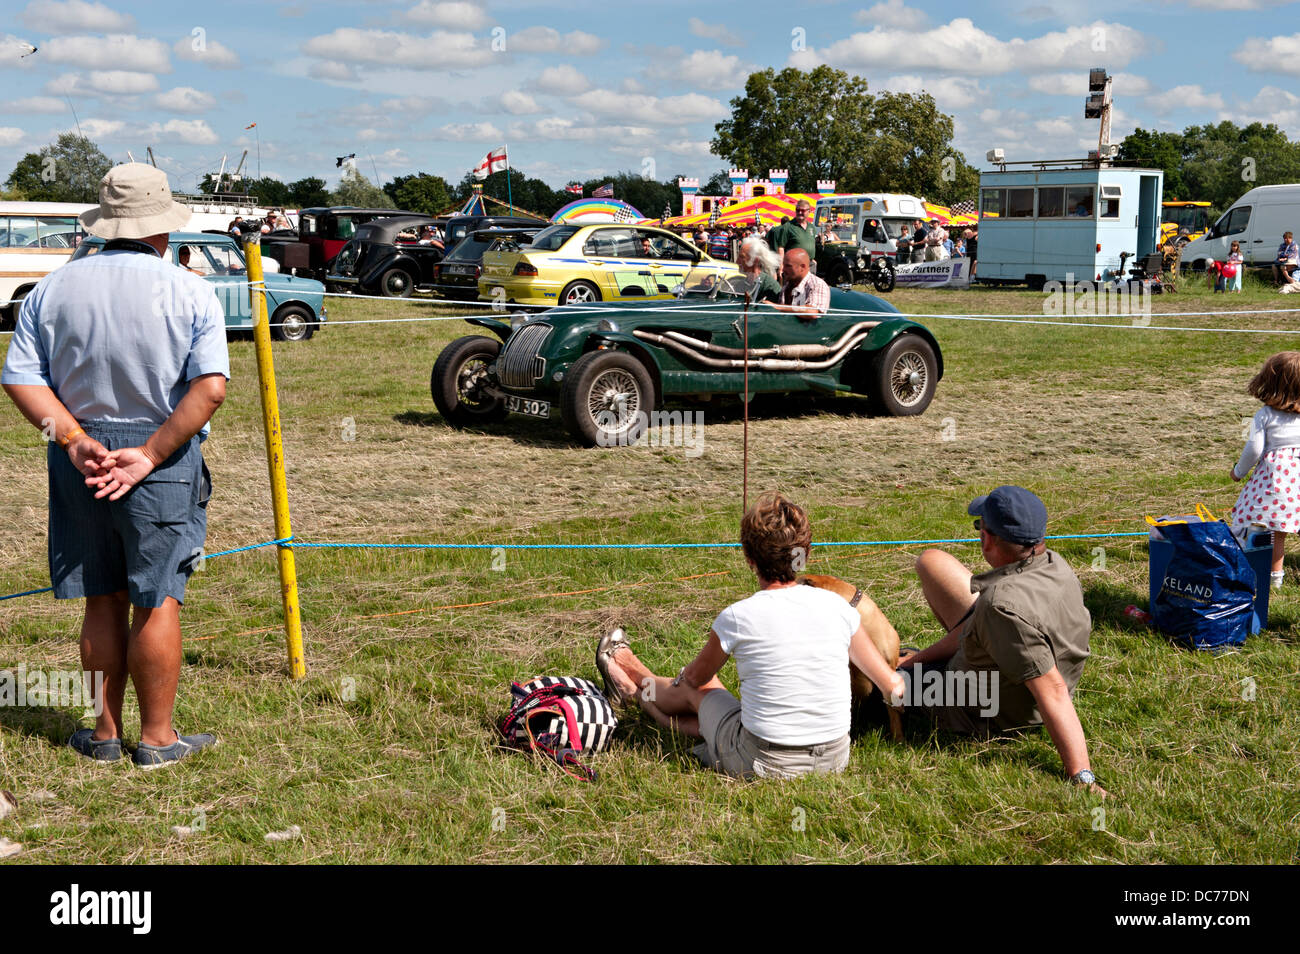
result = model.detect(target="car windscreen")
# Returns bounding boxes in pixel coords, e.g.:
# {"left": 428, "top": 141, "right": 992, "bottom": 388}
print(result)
{"left": 446, "top": 237, "right": 494, "bottom": 261}
{"left": 527, "top": 225, "right": 581, "bottom": 251}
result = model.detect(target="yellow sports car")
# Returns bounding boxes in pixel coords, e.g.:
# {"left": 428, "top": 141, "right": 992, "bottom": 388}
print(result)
{"left": 478, "top": 223, "right": 739, "bottom": 307}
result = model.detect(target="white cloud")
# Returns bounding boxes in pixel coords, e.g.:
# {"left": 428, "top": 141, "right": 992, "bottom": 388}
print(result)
{"left": 1, "top": 95, "right": 67, "bottom": 113}
{"left": 572, "top": 89, "right": 728, "bottom": 125}
{"left": 406, "top": 1, "right": 492, "bottom": 30}
{"left": 855, "top": 0, "right": 929, "bottom": 29}
{"left": 173, "top": 36, "right": 241, "bottom": 69}
{"left": 154, "top": 86, "right": 217, "bottom": 112}
{"left": 813, "top": 19, "right": 1146, "bottom": 75}
{"left": 687, "top": 18, "right": 743, "bottom": 47}
{"left": 87, "top": 70, "right": 158, "bottom": 94}
{"left": 44, "top": 70, "right": 157, "bottom": 96}
{"left": 1234, "top": 33, "right": 1300, "bottom": 73}
{"left": 44, "top": 34, "right": 171, "bottom": 73}
{"left": 885, "top": 74, "right": 983, "bottom": 109}
{"left": 77, "top": 117, "right": 124, "bottom": 138}
{"left": 536, "top": 64, "right": 590, "bottom": 95}
{"left": 500, "top": 90, "right": 539, "bottom": 114}
{"left": 308, "top": 60, "right": 359, "bottom": 82}
{"left": 648, "top": 50, "right": 751, "bottom": 88}
{"left": 1180, "top": 0, "right": 1290, "bottom": 7}
{"left": 1228, "top": 85, "right": 1300, "bottom": 136}
{"left": 510, "top": 26, "right": 604, "bottom": 55}
{"left": 661, "top": 139, "right": 716, "bottom": 158}
{"left": 21, "top": 0, "right": 133, "bottom": 33}
{"left": 146, "top": 118, "right": 218, "bottom": 144}
{"left": 0, "top": 126, "right": 25, "bottom": 146}
{"left": 1028, "top": 70, "right": 1152, "bottom": 96}
{"left": 1146, "top": 84, "right": 1225, "bottom": 113}
{"left": 302, "top": 28, "right": 494, "bottom": 69}
{"left": 437, "top": 121, "right": 503, "bottom": 141}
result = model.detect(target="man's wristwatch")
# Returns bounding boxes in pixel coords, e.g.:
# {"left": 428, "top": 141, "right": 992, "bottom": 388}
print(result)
{"left": 1070, "top": 769, "right": 1097, "bottom": 786}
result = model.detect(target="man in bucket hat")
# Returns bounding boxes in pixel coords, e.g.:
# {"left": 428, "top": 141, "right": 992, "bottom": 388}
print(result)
{"left": 901, "top": 486, "right": 1104, "bottom": 794}
{"left": 2, "top": 163, "right": 229, "bottom": 768}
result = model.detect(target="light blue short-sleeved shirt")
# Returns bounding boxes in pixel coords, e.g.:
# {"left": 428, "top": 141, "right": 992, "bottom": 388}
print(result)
{"left": 2, "top": 248, "right": 230, "bottom": 435}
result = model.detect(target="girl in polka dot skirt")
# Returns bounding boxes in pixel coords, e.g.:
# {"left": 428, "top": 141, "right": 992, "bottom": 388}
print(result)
{"left": 1231, "top": 351, "right": 1300, "bottom": 589}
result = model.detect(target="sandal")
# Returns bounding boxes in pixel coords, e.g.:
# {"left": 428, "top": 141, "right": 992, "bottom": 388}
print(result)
{"left": 595, "top": 627, "right": 635, "bottom": 706}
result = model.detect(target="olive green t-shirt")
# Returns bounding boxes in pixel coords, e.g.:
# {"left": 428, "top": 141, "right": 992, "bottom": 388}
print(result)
{"left": 941, "top": 549, "right": 1091, "bottom": 734}
{"left": 767, "top": 220, "right": 817, "bottom": 258}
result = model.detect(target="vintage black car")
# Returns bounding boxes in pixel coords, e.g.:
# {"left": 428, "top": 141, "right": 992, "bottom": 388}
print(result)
{"left": 432, "top": 227, "right": 542, "bottom": 301}
{"left": 443, "top": 214, "right": 546, "bottom": 247}
{"left": 327, "top": 214, "right": 446, "bottom": 297}
{"left": 266, "top": 206, "right": 418, "bottom": 282}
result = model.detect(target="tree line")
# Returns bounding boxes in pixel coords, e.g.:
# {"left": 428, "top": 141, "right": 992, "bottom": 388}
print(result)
{"left": 1119, "top": 121, "right": 1300, "bottom": 214}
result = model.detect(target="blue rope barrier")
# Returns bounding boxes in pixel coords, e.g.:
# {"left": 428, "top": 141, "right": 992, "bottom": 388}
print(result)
{"left": 0, "top": 531, "right": 1147, "bottom": 603}
{"left": 285, "top": 531, "right": 1148, "bottom": 550}
{"left": 0, "top": 536, "right": 292, "bottom": 603}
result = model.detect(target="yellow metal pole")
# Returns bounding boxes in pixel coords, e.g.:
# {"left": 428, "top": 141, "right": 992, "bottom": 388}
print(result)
{"left": 244, "top": 237, "right": 307, "bottom": 678}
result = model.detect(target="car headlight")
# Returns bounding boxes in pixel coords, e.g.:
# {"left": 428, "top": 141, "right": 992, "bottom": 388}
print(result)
{"left": 597, "top": 319, "right": 620, "bottom": 332}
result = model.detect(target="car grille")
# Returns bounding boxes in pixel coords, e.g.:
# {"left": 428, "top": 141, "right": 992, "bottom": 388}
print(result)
{"left": 498, "top": 322, "right": 551, "bottom": 388}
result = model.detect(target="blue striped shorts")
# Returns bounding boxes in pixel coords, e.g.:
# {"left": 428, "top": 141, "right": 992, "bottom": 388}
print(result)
{"left": 48, "top": 421, "right": 211, "bottom": 608}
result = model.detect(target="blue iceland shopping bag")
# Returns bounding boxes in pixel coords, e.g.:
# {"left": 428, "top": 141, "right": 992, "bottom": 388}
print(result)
{"left": 1147, "top": 506, "right": 1255, "bottom": 650}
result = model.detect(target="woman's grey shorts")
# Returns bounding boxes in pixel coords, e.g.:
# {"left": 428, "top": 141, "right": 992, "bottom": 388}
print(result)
{"left": 693, "top": 689, "right": 850, "bottom": 780}
{"left": 48, "top": 421, "right": 211, "bottom": 608}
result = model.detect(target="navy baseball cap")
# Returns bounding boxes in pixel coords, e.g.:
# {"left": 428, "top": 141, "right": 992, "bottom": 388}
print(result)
{"left": 967, "top": 486, "right": 1047, "bottom": 545}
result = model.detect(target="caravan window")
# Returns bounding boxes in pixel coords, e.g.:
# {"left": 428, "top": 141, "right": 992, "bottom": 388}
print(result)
{"left": 1006, "top": 188, "right": 1035, "bottom": 218}
{"left": 1066, "top": 187, "right": 1094, "bottom": 217}
{"left": 1100, "top": 185, "right": 1121, "bottom": 219}
{"left": 1037, "top": 187, "right": 1065, "bottom": 218}
{"left": 980, "top": 188, "right": 1004, "bottom": 219}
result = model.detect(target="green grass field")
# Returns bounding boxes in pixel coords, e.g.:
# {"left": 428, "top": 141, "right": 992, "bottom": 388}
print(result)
{"left": 1, "top": 272, "right": 1297, "bottom": 863}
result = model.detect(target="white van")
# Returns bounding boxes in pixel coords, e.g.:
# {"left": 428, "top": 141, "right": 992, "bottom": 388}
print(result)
{"left": 1181, "top": 184, "right": 1300, "bottom": 269}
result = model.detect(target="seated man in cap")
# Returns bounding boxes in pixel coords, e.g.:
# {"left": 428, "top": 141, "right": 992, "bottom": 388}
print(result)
{"left": 902, "top": 486, "right": 1105, "bottom": 794}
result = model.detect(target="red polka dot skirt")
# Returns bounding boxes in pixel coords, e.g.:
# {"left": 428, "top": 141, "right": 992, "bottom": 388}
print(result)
{"left": 1231, "top": 447, "right": 1300, "bottom": 534}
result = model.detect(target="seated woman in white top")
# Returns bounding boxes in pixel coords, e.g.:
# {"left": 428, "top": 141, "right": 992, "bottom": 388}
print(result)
{"left": 597, "top": 492, "right": 904, "bottom": 780}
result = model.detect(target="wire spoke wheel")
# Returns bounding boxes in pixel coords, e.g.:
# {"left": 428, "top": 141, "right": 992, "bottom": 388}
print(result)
{"left": 588, "top": 369, "right": 641, "bottom": 435}
{"left": 890, "top": 351, "right": 929, "bottom": 407}
{"left": 456, "top": 357, "right": 493, "bottom": 408}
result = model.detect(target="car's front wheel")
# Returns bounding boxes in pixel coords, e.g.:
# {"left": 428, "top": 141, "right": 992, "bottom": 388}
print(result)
{"left": 560, "top": 280, "right": 601, "bottom": 306}
{"left": 380, "top": 267, "right": 415, "bottom": 298}
{"left": 560, "top": 350, "right": 654, "bottom": 447}
{"left": 270, "top": 304, "right": 315, "bottom": 342}
{"left": 431, "top": 335, "right": 508, "bottom": 427}
{"left": 870, "top": 257, "right": 896, "bottom": 293}
{"left": 869, "top": 334, "right": 937, "bottom": 416}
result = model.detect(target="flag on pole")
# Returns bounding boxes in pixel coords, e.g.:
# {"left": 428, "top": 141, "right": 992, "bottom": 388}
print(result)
{"left": 565, "top": 183, "right": 583, "bottom": 195}
{"left": 592, "top": 183, "right": 613, "bottom": 198}
{"left": 473, "top": 146, "right": 508, "bottom": 180}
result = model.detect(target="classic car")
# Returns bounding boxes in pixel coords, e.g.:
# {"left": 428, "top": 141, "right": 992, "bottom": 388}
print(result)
{"left": 431, "top": 227, "right": 543, "bottom": 301}
{"left": 71, "top": 232, "right": 327, "bottom": 341}
{"left": 431, "top": 266, "right": 942, "bottom": 446}
{"left": 327, "top": 214, "right": 447, "bottom": 297}
{"left": 266, "top": 206, "right": 417, "bottom": 282}
{"left": 443, "top": 214, "right": 546, "bottom": 248}
{"left": 478, "top": 222, "right": 739, "bottom": 308}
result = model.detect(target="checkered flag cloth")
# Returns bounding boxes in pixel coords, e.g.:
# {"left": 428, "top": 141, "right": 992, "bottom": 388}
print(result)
{"left": 950, "top": 199, "right": 977, "bottom": 216}
{"left": 612, "top": 205, "right": 638, "bottom": 223}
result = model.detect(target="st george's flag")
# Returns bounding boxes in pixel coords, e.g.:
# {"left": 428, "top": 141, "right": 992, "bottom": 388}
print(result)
{"left": 473, "top": 146, "right": 508, "bottom": 180}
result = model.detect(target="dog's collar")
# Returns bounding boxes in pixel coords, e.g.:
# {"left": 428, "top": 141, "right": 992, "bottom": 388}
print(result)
{"left": 800, "top": 578, "right": 864, "bottom": 607}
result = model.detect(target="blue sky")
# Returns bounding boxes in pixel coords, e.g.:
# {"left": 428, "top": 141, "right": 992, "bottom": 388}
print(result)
{"left": 1, "top": 0, "right": 1297, "bottom": 197}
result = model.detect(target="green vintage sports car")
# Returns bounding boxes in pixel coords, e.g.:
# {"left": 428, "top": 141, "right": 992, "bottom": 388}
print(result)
{"left": 431, "top": 267, "right": 943, "bottom": 447}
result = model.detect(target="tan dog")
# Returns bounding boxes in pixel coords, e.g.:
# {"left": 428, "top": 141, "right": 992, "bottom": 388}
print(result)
{"left": 800, "top": 574, "right": 903, "bottom": 741}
